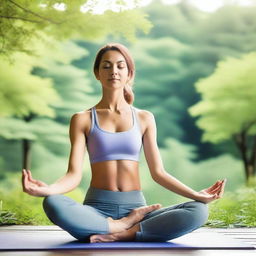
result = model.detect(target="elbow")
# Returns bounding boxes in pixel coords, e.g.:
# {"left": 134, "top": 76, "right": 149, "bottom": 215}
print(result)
{"left": 74, "top": 173, "right": 83, "bottom": 187}
{"left": 151, "top": 169, "right": 165, "bottom": 183}
{"left": 67, "top": 169, "right": 82, "bottom": 186}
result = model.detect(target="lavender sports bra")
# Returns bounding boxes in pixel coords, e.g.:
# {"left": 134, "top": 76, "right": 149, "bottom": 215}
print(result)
{"left": 86, "top": 106, "right": 143, "bottom": 164}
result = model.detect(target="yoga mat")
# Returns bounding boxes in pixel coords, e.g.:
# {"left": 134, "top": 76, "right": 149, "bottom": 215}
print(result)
{"left": 0, "top": 228, "right": 255, "bottom": 251}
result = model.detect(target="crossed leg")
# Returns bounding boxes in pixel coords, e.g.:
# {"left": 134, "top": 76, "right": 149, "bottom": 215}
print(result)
{"left": 43, "top": 194, "right": 161, "bottom": 241}
{"left": 90, "top": 201, "right": 209, "bottom": 243}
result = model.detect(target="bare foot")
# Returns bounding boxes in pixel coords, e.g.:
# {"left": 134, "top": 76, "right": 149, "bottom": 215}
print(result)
{"left": 90, "top": 233, "right": 116, "bottom": 243}
{"left": 108, "top": 203, "right": 161, "bottom": 233}
{"left": 90, "top": 224, "right": 139, "bottom": 243}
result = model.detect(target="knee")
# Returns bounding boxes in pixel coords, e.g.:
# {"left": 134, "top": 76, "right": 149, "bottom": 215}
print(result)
{"left": 189, "top": 201, "right": 209, "bottom": 226}
{"left": 42, "top": 194, "right": 63, "bottom": 216}
{"left": 43, "top": 195, "right": 58, "bottom": 209}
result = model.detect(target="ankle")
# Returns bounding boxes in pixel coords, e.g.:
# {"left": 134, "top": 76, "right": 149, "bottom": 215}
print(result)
{"left": 107, "top": 217, "right": 129, "bottom": 233}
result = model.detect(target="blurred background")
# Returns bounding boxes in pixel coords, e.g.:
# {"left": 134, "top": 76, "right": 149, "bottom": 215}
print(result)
{"left": 0, "top": 0, "right": 255, "bottom": 227}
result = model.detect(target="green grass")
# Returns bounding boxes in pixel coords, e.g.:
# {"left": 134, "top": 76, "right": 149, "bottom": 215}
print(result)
{"left": 0, "top": 189, "right": 52, "bottom": 225}
{"left": 0, "top": 200, "right": 17, "bottom": 225}
{"left": 206, "top": 187, "right": 256, "bottom": 227}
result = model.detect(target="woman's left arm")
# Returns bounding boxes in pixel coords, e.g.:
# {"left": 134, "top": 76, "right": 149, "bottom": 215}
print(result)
{"left": 141, "top": 110, "right": 226, "bottom": 204}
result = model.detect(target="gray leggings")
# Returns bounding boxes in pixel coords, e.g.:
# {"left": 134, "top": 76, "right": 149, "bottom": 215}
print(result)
{"left": 43, "top": 187, "right": 208, "bottom": 242}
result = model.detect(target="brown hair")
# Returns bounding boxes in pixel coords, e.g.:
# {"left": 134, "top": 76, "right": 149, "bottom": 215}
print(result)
{"left": 93, "top": 43, "right": 135, "bottom": 105}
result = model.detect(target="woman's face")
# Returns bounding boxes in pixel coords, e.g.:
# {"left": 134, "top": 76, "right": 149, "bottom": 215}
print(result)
{"left": 95, "top": 50, "right": 130, "bottom": 89}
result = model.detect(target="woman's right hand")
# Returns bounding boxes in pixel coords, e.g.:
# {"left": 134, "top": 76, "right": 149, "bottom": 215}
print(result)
{"left": 22, "top": 169, "right": 51, "bottom": 197}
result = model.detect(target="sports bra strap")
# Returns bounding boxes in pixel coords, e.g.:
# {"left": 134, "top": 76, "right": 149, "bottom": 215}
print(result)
{"left": 132, "top": 106, "right": 140, "bottom": 130}
{"left": 90, "top": 107, "right": 96, "bottom": 131}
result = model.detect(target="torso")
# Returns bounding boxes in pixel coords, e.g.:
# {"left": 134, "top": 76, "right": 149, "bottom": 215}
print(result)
{"left": 78, "top": 106, "right": 148, "bottom": 192}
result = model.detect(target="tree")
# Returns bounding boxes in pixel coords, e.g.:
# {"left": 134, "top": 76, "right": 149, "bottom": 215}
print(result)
{"left": 0, "top": 39, "right": 90, "bottom": 170}
{"left": 0, "top": 0, "right": 152, "bottom": 58}
{"left": 139, "top": 1, "right": 256, "bottom": 159}
{"left": 189, "top": 52, "right": 256, "bottom": 183}
{"left": 0, "top": 52, "right": 58, "bottom": 118}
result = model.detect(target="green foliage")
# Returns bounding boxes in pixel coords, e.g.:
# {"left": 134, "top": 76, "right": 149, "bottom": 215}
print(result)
{"left": 0, "top": 53, "right": 59, "bottom": 118}
{"left": 143, "top": 1, "right": 204, "bottom": 42}
{"left": 197, "top": 5, "right": 256, "bottom": 53}
{"left": 189, "top": 52, "right": 256, "bottom": 143}
{"left": 130, "top": 38, "right": 189, "bottom": 145}
{"left": 0, "top": 40, "right": 95, "bottom": 172}
{"left": 139, "top": 1, "right": 256, "bottom": 158}
{"left": 33, "top": 54, "right": 97, "bottom": 121}
{"left": 0, "top": 0, "right": 152, "bottom": 57}
{"left": 206, "top": 187, "right": 256, "bottom": 227}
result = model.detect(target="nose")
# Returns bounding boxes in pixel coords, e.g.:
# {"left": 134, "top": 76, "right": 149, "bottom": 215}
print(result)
{"left": 111, "top": 65, "right": 118, "bottom": 75}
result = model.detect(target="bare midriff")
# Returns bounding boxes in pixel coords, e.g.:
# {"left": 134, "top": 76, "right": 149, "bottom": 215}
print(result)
{"left": 90, "top": 160, "right": 141, "bottom": 192}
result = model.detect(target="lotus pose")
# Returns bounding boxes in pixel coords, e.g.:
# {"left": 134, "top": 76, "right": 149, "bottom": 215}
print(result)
{"left": 22, "top": 43, "right": 226, "bottom": 243}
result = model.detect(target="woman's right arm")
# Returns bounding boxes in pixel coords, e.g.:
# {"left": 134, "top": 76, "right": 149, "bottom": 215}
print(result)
{"left": 22, "top": 112, "right": 87, "bottom": 197}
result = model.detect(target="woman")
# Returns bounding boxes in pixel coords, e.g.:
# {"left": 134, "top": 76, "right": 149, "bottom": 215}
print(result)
{"left": 22, "top": 43, "right": 226, "bottom": 243}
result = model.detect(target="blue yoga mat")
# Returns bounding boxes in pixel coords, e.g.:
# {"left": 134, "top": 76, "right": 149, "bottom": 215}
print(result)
{"left": 0, "top": 227, "right": 254, "bottom": 251}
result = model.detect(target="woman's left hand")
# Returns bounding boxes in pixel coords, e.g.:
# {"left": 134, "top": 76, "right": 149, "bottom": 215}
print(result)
{"left": 195, "top": 179, "right": 227, "bottom": 204}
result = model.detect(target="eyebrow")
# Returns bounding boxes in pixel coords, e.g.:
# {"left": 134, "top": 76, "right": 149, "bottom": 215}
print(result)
{"left": 102, "top": 60, "right": 126, "bottom": 64}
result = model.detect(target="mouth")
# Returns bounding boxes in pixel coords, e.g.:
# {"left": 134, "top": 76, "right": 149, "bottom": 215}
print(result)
{"left": 108, "top": 78, "right": 120, "bottom": 81}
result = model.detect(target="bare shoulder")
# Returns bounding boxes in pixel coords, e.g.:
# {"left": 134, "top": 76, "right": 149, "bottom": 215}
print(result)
{"left": 134, "top": 107, "right": 155, "bottom": 123}
{"left": 133, "top": 107, "right": 156, "bottom": 134}
{"left": 70, "top": 108, "right": 92, "bottom": 135}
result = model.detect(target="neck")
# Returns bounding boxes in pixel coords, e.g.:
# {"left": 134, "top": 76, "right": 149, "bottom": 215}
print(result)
{"left": 97, "top": 88, "right": 130, "bottom": 111}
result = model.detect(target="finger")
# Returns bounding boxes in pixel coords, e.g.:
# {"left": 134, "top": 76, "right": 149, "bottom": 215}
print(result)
{"left": 21, "top": 169, "right": 26, "bottom": 189}
{"left": 218, "top": 179, "right": 227, "bottom": 197}
{"left": 22, "top": 169, "right": 28, "bottom": 177}
{"left": 209, "top": 186, "right": 221, "bottom": 195}
{"left": 27, "top": 170, "right": 37, "bottom": 183}
{"left": 209, "top": 180, "right": 222, "bottom": 189}
{"left": 28, "top": 170, "right": 34, "bottom": 181}
{"left": 212, "top": 181, "right": 225, "bottom": 194}
{"left": 23, "top": 169, "right": 30, "bottom": 178}
{"left": 24, "top": 170, "right": 34, "bottom": 190}
{"left": 22, "top": 170, "right": 30, "bottom": 191}
{"left": 207, "top": 181, "right": 222, "bottom": 193}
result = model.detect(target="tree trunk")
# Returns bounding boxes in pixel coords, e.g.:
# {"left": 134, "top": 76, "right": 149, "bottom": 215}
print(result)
{"left": 22, "top": 113, "right": 35, "bottom": 170}
{"left": 234, "top": 133, "right": 249, "bottom": 181}
{"left": 247, "top": 136, "right": 256, "bottom": 185}
{"left": 250, "top": 136, "right": 256, "bottom": 177}
{"left": 22, "top": 139, "right": 31, "bottom": 169}
{"left": 234, "top": 133, "right": 256, "bottom": 185}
